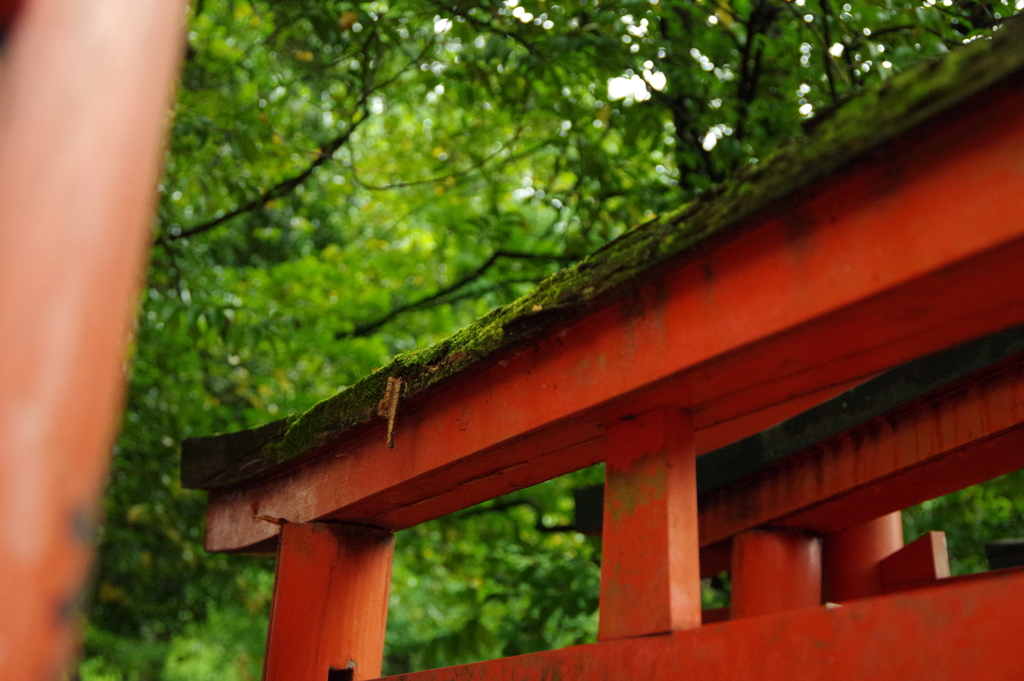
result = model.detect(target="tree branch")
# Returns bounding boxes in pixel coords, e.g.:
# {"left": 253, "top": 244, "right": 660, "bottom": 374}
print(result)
{"left": 454, "top": 500, "right": 575, "bottom": 533}
{"left": 334, "top": 250, "right": 571, "bottom": 339}
{"left": 735, "top": 0, "right": 777, "bottom": 143}
{"left": 351, "top": 127, "right": 524, "bottom": 191}
{"left": 158, "top": 38, "right": 436, "bottom": 245}
{"left": 431, "top": 2, "right": 543, "bottom": 59}
{"left": 818, "top": 0, "right": 840, "bottom": 102}
{"left": 160, "top": 115, "right": 367, "bottom": 244}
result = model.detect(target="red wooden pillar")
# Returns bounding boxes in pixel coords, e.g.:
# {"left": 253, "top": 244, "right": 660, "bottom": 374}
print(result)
{"left": 823, "top": 512, "right": 904, "bottom": 602}
{"left": 0, "top": 1, "right": 185, "bottom": 679}
{"left": 599, "top": 408, "right": 701, "bottom": 641}
{"left": 0, "top": 0, "right": 22, "bottom": 31}
{"left": 263, "top": 523, "right": 394, "bottom": 681}
{"left": 731, "top": 529, "right": 821, "bottom": 618}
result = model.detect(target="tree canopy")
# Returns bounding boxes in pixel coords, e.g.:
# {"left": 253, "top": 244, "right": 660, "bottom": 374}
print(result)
{"left": 81, "top": 0, "right": 1024, "bottom": 679}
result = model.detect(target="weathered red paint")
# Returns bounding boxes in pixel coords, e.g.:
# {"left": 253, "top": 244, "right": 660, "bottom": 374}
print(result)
{"left": 731, "top": 529, "right": 821, "bottom": 619}
{"left": 0, "top": 1, "right": 185, "bottom": 679}
{"left": 694, "top": 378, "right": 867, "bottom": 454}
{"left": 380, "top": 570, "right": 1024, "bottom": 681}
{"left": 700, "top": 357, "right": 1024, "bottom": 545}
{"left": 880, "top": 531, "right": 950, "bottom": 593}
{"left": 206, "top": 81, "right": 1024, "bottom": 552}
{"left": 264, "top": 523, "right": 394, "bottom": 681}
{"left": 822, "top": 513, "right": 904, "bottom": 602}
{"left": 599, "top": 409, "right": 700, "bottom": 640}
{"left": 348, "top": 386, "right": 860, "bottom": 537}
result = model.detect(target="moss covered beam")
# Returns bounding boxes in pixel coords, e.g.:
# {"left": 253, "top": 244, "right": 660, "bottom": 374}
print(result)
{"left": 182, "top": 19, "right": 1024, "bottom": 492}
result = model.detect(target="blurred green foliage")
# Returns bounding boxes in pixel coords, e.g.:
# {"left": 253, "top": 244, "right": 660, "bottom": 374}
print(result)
{"left": 81, "top": 0, "right": 1022, "bottom": 677}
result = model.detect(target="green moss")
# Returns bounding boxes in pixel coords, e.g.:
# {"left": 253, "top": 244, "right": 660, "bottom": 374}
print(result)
{"left": 184, "top": 21, "right": 1024, "bottom": 486}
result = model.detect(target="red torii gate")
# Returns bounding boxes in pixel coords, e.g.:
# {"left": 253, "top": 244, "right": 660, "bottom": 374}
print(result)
{"left": 182, "top": 20, "right": 1024, "bottom": 681}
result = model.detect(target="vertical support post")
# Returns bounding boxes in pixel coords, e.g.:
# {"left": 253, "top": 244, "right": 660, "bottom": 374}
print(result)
{"left": 731, "top": 530, "right": 821, "bottom": 619}
{"left": 0, "top": 1, "right": 186, "bottom": 679}
{"left": 823, "top": 511, "right": 904, "bottom": 602}
{"left": 263, "top": 523, "right": 395, "bottom": 681}
{"left": 599, "top": 408, "right": 701, "bottom": 641}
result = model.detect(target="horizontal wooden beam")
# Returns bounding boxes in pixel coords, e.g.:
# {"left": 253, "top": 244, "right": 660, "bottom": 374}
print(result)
{"left": 574, "top": 329, "right": 1024, "bottom": 545}
{"left": 379, "top": 570, "right": 1024, "bottom": 681}
{"left": 206, "top": 77, "right": 1024, "bottom": 552}
{"left": 884, "top": 564, "right": 1024, "bottom": 596}
{"left": 701, "top": 355, "right": 1024, "bottom": 543}
{"left": 697, "top": 326, "right": 1024, "bottom": 494}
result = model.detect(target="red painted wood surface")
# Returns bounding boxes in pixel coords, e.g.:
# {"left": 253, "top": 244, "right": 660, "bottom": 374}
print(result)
{"left": 264, "top": 523, "right": 394, "bottom": 681}
{"left": 880, "top": 531, "right": 950, "bottom": 593}
{"left": 701, "top": 357, "right": 1024, "bottom": 545}
{"left": 700, "top": 607, "right": 730, "bottom": 624}
{"left": 598, "top": 409, "right": 700, "bottom": 640}
{"left": 731, "top": 530, "right": 821, "bottom": 619}
{"left": 0, "top": 0, "right": 22, "bottom": 30}
{"left": 379, "top": 569, "right": 1024, "bottom": 681}
{"left": 0, "top": 1, "right": 185, "bottom": 679}
{"left": 885, "top": 563, "right": 1024, "bottom": 595}
{"left": 206, "top": 81, "right": 1024, "bottom": 552}
{"left": 695, "top": 378, "right": 867, "bottom": 455}
{"left": 822, "top": 513, "right": 904, "bottom": 602}
{"left": 699, "top": 539, "right": 732, "bottom": 578}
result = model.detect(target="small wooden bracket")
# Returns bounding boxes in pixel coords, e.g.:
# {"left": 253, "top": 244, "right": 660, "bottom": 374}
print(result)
{"left": 881, "top": 531, "right": 950, "bottom": 593}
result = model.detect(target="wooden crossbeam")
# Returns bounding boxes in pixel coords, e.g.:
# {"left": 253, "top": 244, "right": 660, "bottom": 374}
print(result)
{"left": 378, "top": 569, "right": 1024, "bottom": 681}
{"left": 880, "top": 565, "right": 1024, "bottom": 605}
{"left": 203, "top": 77, "right": 1024, "bottom": 552}
{"left": 578, "top": 328, "right": 1024, "bottom": 548}
{"left": 697, "top": 326, "right": 1024, "bottom": 494}
{"left": 700, "top": 354, "right": 1024, "bottom": 543}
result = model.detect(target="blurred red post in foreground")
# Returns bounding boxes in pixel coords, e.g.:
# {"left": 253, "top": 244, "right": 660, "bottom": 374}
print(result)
{"left": 0, "top": 0, "right": 186, "bottom": 678}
